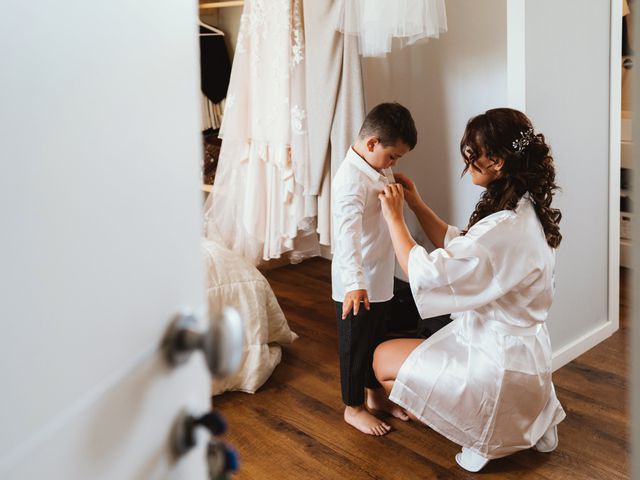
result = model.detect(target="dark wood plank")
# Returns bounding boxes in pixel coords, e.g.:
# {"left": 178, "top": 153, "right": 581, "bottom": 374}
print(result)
{"left": 214, "top": 260, "right": 630, "bottom": 479}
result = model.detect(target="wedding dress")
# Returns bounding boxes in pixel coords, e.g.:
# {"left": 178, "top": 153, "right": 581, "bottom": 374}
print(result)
{"left": 203, "top": 0, "right": 319, "bottom": 264}
{"left": 337, "top": 0, "right": 448, "bottom": 57}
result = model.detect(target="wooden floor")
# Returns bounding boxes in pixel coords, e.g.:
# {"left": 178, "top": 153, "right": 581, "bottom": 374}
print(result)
{"left": 215, "top": 259, "right": 630, "bottom": 479}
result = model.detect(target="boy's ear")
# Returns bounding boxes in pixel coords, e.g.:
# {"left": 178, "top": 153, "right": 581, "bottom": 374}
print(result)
{"left": 366, "top": 136, "right": 379, "bottom": 152}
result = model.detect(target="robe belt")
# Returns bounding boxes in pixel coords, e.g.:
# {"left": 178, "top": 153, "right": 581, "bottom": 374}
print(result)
{"left": 487, "top": 321, "right": 542, "bottom": 337}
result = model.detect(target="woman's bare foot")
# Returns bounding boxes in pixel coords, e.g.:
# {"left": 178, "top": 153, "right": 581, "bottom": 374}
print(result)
{"left": 344, "top": 405, "right": 391, "bottom": 436}
{"left": 366, "top": 388, "right": 410, "bottom": 421}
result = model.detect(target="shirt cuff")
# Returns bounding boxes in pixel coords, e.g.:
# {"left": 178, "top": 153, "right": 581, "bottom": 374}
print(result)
{"left": 344, "top": 281, "right": 367, "bottom": 293}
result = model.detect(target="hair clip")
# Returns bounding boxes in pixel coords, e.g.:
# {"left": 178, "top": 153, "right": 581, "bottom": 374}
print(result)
{"left": 512, "top": 127, "right": 534, "bottom": 154}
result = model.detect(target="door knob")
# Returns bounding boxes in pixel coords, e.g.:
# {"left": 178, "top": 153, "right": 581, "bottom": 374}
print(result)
{"left": 163, "top": 307, "right": 244, "bottom": 378}
{"left": 171, "top": 409, "right": 239, "bottom": 478}
{"left": 207, "top": 438, "right": 239, "bottom": 480}
{"left": 172, "top": 410, "right": 227, "bottom": 455}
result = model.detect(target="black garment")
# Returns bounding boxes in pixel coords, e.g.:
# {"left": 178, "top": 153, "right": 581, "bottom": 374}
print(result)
{"left": 335, "top": 301, "right": 390, "bottom": 406}
{"left": 200, "top": 27, "right": 231, "bottom": 103}
{"left": 416, "top": 314, "right": 453, "bottom": 338}
{"left": 335, "top": 286, "right": 453, "bottom": 406}
{"left": 387, "top": 277, "right": 422, "bottom": 332}
{"left": 389, "top": 278, "right": 453, "bottom": 339}
{"left": 623, "top": 15, "right": 633, "bottom": 57}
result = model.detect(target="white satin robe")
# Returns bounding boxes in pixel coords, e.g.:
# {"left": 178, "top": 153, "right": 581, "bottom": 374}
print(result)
{"left": 389, "top": 195, "right": 566, "bottom": 459}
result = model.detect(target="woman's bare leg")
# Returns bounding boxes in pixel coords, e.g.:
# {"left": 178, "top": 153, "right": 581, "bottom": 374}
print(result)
{"left": 373, "top": 338, "right": 425, "bottom": 388}
{"left": 368, "top": 338, "right": 424, "bottom": 421}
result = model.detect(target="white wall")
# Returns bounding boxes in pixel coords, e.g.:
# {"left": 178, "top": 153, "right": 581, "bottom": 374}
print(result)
{"left": 521, "top": 0, "right": 614, "bottom": 364}
{"left": 362, "top": 0, "right": 615, "bottom": 366}
{"left": 362, "top": 0, "right": 508, "bottom": 248}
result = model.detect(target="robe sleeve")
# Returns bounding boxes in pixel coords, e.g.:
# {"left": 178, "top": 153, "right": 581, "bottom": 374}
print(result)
{"left": 408, "top": 215, "right": 540, "bottom": 318}
{"left": 443, "top": 225, "right": 462, "bottom": 248}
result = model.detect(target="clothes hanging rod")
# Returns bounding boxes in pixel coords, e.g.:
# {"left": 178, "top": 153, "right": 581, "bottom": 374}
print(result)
{"left": 200, "top": 1, "right": 244, "bottom": 9}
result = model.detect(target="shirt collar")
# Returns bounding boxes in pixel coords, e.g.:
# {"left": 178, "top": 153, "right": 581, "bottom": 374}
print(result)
{"left": 346, "top": 146, "right": 390, "bottom": 183}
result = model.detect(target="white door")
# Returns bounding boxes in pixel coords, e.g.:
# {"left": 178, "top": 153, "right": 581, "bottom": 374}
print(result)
{"left": 0, "top": 1, "right": 212, "bottom": 478}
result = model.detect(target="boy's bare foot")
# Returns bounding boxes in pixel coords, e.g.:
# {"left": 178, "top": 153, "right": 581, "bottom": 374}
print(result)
{"left": 366, "top": 388, "right": 410, "bottom": 421}
{"left": 344, "top": 405, "right": 391, "bottom": 436}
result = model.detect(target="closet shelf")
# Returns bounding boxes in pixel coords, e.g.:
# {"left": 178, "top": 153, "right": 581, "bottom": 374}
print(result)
{"left": 200, "top": 1, "right": 244, "bottom": 10}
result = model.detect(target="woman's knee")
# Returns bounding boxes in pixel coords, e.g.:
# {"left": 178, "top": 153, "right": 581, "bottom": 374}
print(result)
{"left": 373, "top": 341, "right": 394, "bottom": 381}
{"left": 374, "top": 338, "right": 424, "bottom": 382}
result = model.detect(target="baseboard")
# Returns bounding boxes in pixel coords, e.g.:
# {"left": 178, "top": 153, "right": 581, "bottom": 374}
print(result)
{"left": 551, "top": 320, "right": 618, "bottom": 371}
{"left": 320, "top": 245, "right": 332, "bottom": 261}
{"left": 257, "top": 256, "right": 293, "bottom": 271}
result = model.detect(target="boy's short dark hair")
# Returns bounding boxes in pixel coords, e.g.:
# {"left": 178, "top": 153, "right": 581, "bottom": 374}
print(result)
{"left": 358, "top": 102, "right": 417, "bottom": 149}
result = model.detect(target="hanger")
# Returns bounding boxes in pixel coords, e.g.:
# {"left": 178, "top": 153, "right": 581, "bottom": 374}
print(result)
{"left": 199, "top": 20, "right": 224, "bottom": 36}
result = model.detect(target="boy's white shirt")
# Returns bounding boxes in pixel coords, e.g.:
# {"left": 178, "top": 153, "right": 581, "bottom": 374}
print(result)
{"left": 331, "top": 146, "right": 395, "bottom": 303}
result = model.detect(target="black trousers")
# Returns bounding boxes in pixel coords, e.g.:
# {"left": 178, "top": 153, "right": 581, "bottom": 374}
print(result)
{"left": 335, "top": 301, "right": 390, "bottom": 406}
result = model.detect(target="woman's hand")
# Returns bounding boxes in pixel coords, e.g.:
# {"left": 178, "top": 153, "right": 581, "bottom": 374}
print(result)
{"left": 394, "top": 172, "right": 423, "bottom": 211}
{"left": 378, "top": 183, "right": 416, "bottom": 275}
{"left": 379, "top": 183, "right": 405, "bottom": 223}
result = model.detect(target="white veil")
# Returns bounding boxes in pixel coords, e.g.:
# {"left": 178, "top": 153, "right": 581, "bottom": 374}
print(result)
{"left": 336, "top": 0, "right": 447, "bottom": 57}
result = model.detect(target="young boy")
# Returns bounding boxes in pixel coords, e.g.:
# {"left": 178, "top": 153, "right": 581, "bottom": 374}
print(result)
{"left": 332, "top": 102, "right": 417, "bottom": 436}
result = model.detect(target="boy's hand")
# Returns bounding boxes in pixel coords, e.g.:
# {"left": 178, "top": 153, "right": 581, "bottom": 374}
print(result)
{"left": 342, "top": 289, "right": 370, "bottom": 319}
{"left": 393, "top": 173, "right": 423, "bottom": 210}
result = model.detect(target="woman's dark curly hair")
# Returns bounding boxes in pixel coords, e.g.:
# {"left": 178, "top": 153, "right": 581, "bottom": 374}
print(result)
{"left": 459, "top": 108, "right": 562, "bottom": 248}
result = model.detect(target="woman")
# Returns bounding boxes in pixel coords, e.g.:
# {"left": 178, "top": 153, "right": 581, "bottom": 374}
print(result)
{"left": 374, "top": 108, "right": 566, "bottom": 472}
